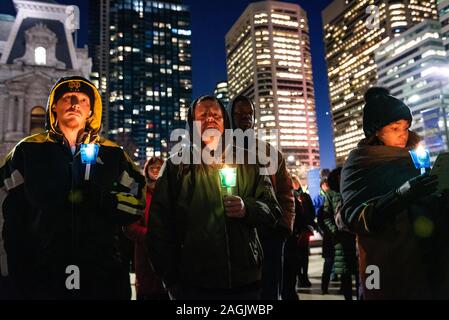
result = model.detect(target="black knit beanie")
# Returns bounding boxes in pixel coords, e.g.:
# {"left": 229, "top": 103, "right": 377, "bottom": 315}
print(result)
{"left": 52, "top": 76, "right": 96, "bottom": 109}
{"left": 362, "top": 87, "right": 412, "bottom": 137}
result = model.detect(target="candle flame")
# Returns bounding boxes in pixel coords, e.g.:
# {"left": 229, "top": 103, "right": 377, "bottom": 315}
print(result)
{"left": 415, "top": 144, "right": 427, "bottom": 159}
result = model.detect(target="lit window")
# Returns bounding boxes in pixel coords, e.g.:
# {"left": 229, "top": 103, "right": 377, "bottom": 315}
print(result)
{"left": 35, "top": 47, "right": 46, "bottom": 65}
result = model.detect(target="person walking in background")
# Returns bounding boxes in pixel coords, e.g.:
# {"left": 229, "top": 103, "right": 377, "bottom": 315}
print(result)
{"left": 316, "top": 177, "right": 335, "bottom": 295}
{"left": 124, "top": 156, "right": 167, "bottom": 300}
{"left": 292, "top": 176, "right": 315, "bottom": 289}
{"left": 313, "top": 176, "right": 329, "bottom": 216}
{"left": 282, "top": 176, "right": 315, "bottom": 299}
{"left": 322, "top": 167, "right": 358, "bottom": 300}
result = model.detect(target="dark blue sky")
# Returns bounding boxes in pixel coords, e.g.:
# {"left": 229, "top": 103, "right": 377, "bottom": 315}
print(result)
{"left": 0, "top": 0, "right": 335, "bottom": 169}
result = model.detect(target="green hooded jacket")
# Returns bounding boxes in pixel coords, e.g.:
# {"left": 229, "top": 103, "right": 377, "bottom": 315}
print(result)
{"left": 147, "top": 97, "right": 281, "bottom": 289}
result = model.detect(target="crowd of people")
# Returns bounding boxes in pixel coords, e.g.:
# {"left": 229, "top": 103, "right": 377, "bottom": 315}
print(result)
{"left": 0, "top": 76, "right": 448, "bottom": 300}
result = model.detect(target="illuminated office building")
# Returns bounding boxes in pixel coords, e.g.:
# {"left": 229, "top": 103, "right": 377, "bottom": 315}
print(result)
{"left": 214, "top": 81, "right": 230, "bottom": 106}
{"left": 226, "top": 1, "right": 320, "bottom": 170}
{"left": 323, "top": 0, "right": 438, "bottom": 165}
{"left": 439, "top": 0, "right": 449, "bottom": 52}
{"left": 88, "top": 0, "right": 192, "bottom": 163}
{"left": 376, "top": 20, "right": 449, "bottom": 159}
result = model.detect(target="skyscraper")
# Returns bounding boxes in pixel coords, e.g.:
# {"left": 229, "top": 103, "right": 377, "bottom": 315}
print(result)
{"left": 88, "top": 0, "right": 110, "bottom": 133}
{"left": 375, "top": 20, "right": 449, "bottom": 160}
{"left": 323, "top": 0, "right": 438, "bottom": 165}
{"left": 214, "top": 81, "right": 230, "bottom": 106}
{"left": 438, "top": 0, "right": 449, "bottom": 52}
{"left": 88, "top": 0, "right": 192, "bottom": 163}
{"left": 226, "top": 1, "right": 320, "bottom": 170}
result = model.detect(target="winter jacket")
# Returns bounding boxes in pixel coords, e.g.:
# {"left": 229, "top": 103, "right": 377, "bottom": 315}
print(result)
{"left": 313, "top": 189, "right": 326, "bottom": 215}
{"left": 0, "top": 77, "right": 146, "bottom": 299}
{"left": 316, "top": 191, "right": 334, "bottom": 259}
{"left": 147, "top": 97, "right": 282, "bottom": 290}
{"left": 290, "top": 190, "right": 315, "bottom": 248}
{"left": 341, "top": 135, "right": 449, "bottom": 299}
{"left": 226, "top": 96, "right": 295, "bottom": 237}
{"left": 322, "top": 190, "right": 357, "bottom": 275}
{"left": 123, "top": 185, "right": 166, "bottom": 297}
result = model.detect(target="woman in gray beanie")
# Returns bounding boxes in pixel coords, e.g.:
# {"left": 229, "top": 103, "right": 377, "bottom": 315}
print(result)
{"left": 340, "top": 87, "right": 449, "bottom": 300}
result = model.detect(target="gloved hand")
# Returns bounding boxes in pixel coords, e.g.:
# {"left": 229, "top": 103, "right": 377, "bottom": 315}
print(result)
{"left": 395, "top": 173, "right": 438, "bottom": 201}
{"left": 362, "top": 173, "right": 438, "bottom": 233}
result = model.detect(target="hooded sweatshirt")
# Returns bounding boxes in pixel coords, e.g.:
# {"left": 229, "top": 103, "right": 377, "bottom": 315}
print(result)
{"left": 0, "top": 76, "right": 146, "bottom": 299}
{"left": 147, "top": 96, "right": 281, "bottom": 289}
{"left": 226, "top": 96, "right": 295, "bottom": 236}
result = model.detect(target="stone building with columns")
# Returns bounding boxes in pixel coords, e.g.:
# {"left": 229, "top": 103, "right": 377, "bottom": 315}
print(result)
{"left": 0, "top": 0, "right": 91, "bottom": 160}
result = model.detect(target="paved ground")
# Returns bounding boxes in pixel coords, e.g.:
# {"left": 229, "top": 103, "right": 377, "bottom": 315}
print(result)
{"left": 130, "top": 247, "right": 355, "bottom": 300}
{"left": 297, "top": 247, "right": 345, "bottom": 300}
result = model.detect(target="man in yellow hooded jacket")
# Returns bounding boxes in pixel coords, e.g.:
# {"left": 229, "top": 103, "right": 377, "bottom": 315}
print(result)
{"left": 0, "top": 76, "right": 146, "bottom": 299}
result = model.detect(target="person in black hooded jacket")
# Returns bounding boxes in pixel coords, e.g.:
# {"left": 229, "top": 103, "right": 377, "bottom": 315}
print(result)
{"left": 226, "top": 95, "right": 295, "bottom": 300}
{"left": 340, "top": 87, "right": 449, "bottom": 300}
{"left": 147, "top": 95, "right": 281, "bottom": 300}
{"left": 0, "top": 76, "right": 146, "bottom": 299}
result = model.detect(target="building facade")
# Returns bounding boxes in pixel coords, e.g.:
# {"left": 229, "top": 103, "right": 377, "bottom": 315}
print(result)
{"left": 88, "top": 0, "right": 192, "bottom": 164}
{"left": 226, "top": 1, "right": 320, "bottom": 171}
{"left": 376, "top": 20, "right": 449, "bottom": 159}
{"left": 0, "top": 0, "right": 91, "bottom": 160}
{"left": 439, "top": 0, "right": 449, "bottom": 52}
{"left": 214, "top": 80, "right": 230, "bottom": 106}
{"left": 323, "top": 0, "right": 438, "bottom": 165}
{"left": 0, "top": 14, "right": 15, "bottom": 60}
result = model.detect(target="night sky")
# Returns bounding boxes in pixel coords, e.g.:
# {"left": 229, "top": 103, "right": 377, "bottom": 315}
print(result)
{"left": 0, "top": 0, "right": 335, "bottom": 169}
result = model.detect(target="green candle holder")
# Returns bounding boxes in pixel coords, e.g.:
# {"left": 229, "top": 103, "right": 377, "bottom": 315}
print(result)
{"left": 219, "top": 167, "right": 237, "bottom": 196}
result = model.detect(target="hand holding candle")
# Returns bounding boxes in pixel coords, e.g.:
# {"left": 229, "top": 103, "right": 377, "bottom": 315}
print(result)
{"left": 223, "top": 195, "right": 246, "bottom": 218}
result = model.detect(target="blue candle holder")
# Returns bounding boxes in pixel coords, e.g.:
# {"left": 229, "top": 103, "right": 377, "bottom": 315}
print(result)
{"left": 409, "top": 146, "right": 430, "bottom": 173}
{"left": 80, "top": 143, "right": 99, "bottom": 164}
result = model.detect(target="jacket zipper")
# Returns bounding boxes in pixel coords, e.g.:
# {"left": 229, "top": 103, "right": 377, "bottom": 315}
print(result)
{"left": 69, "top": 148, "right": 76, "bottom": 265}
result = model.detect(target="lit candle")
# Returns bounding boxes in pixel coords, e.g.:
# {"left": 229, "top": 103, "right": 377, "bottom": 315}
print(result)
{"left": 219, "top": 166, "right": 237, "bottom": 195}
{"left": 409, "top": 144, "right": 431, "bottom": 174}
{"left": 80, "top": 144, "right": 99, "bottom": 180}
